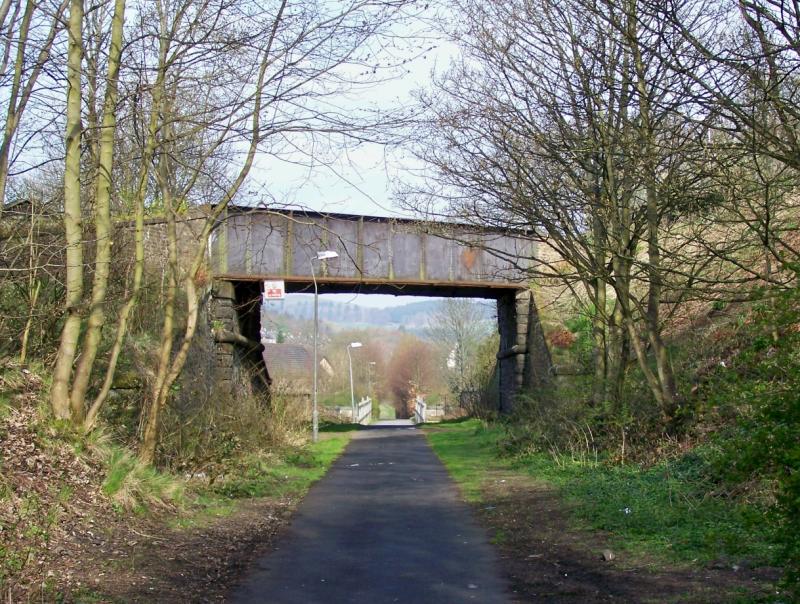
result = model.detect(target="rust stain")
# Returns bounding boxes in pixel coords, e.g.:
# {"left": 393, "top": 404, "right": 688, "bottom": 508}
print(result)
{"left": 461, "top": 248, "right": 478, "bottom": 272}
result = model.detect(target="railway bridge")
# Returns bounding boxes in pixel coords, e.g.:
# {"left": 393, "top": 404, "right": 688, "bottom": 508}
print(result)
{"left": 208, "top": 207, "right": 552, "bottom": 412}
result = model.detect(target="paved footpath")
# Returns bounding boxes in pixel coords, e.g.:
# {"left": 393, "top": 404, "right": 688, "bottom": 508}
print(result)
{"left": 230, "top": 420, "right": 510, "bottom": 604}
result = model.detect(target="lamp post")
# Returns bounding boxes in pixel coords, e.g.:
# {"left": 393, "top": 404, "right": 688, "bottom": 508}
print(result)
{"left": 367, "top": 360, "right": 377, "bottom": 421}
{"left": 311, "top": 250, "right": 338, "bottom": 443}
{"left": 367, "top": 361, "right": 376, "bottom": 399}
{"left": 347, "top": 341, "right": 362, "bottom": 423}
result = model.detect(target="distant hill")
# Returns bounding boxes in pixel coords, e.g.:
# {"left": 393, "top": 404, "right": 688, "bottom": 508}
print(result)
{"left": 262, "top": 297, "right": 495, "bottom": 332}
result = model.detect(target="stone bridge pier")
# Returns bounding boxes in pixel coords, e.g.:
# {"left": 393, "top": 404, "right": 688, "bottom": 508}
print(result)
{"left": 209, "top": 280, "right": 267, "bottom": 396}
{"left": 496, "top": 289, "right": 552, "bottom": 413}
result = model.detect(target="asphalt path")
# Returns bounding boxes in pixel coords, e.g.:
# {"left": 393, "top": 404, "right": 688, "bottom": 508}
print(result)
{"left": 229, "top": 420, "right": 510, "bottom": 604}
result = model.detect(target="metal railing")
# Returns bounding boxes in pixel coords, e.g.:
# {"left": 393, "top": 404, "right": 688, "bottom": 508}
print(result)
{"left": 324, "top": 397, "right": 372, "bottom": 424}
{"left": 414, "top": 396, "right": 446, "bottom": 424}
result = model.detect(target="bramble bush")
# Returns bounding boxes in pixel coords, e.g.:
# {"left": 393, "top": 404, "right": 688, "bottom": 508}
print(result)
{"left": 705, "top": 288, "right": 800, "bottom": 593}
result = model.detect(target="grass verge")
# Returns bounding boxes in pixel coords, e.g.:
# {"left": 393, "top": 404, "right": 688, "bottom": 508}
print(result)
{"left": 378, "top": 403, "right": 396, "bottom": 420}
{"left": 211, "top": 433, "right": 351, "bottom": 500}
{"left": 424, "top": 419, "right": 777, "bottom": 567}
{"left": 175, "top": 427, "right": 355, "bottom": 528}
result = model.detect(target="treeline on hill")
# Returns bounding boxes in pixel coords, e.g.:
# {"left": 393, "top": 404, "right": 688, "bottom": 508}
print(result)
{"left": 400, "top": 0, "right": 800, "bottom": 594}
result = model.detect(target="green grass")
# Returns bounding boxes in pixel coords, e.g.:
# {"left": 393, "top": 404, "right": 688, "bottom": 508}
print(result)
{"left": 102, "top": 447, "right": 184, "bottom": 513}
{"left": 0, "top": 396, "right": 10, "bottom": 419}
{"left": 175, "top": 430, "right": 354, "bottom": 528}
{"left": 425, "top": 419, "right": 777, "bottom": 566}
{"left": 320, "top": 391, "right": 352, "bottom": 407}
{"left": 378, "top": 403, "right": 396, "bottom": 420}
{"left": 425, "top": 392, "right": 443, "bottom": 405}
{"left": 520, "top": 454, "right": 774, "bottom": 564}
{"left": 172, "top": 492, "right": 236, "bottom": 528}
{"left": 425, "top": 418, "right": 504, "bottom": 501}
{"left": 207, "top": 433, "right": 351, "bottom": 500}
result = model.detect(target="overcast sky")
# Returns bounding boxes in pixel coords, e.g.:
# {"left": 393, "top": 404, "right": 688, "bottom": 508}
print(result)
{"left": 255, "top": 18, "right": 456, "bottom": 308}
{"left": 249, "top": 18, "right": 455, "bottom": 220}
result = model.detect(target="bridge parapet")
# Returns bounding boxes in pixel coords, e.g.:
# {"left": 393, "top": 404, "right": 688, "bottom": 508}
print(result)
{"left": 210, "top": 208, "right": 535, "bottom": 291}
{"left": 325, "top": 397, "right": 372, "bottom": 425}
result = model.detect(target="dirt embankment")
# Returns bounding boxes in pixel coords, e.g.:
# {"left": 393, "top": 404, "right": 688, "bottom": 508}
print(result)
{"left": 64, "top": 497, "right": 294, "bottom": 603}
{"left": 474, "top": 471, "right": 781, "bottom": 604}
{"left": 0, "top": 391, "right": 297, "bottom": 603}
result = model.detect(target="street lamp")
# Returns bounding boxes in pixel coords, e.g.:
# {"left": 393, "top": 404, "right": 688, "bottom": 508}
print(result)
{"left": 367, "top": 361, "right": 376, "bottom": 399}
{"left": 347, "top": 342, "right": 362, "bottom": 423}
{"left": 311, "top": 250, "right": 338, "bottom": 443}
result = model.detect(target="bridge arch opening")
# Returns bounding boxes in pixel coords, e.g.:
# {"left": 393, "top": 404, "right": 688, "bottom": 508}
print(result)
{"left": 261, "top": 291, "right": 497, "bottom": 420}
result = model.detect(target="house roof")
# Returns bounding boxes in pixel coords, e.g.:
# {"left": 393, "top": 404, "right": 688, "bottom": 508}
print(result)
{"left": 262, "top": 343, "right": 312, "bottom": 382}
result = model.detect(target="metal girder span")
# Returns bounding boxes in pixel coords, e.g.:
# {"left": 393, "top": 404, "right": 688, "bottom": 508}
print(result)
{"left": 210, "top": 208, "right": 535, "bottom": 288}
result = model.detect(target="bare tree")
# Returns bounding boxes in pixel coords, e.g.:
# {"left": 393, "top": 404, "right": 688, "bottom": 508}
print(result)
{"left": 654, "top": 0, "right": 800, "bottom": 171}
{"left": 404, "top": 0, "right": 705, "bottom": 417}
{"left": 427, "top": 298, "right": 492, "bottom": 394}
{"left": 50, "top": 0, "right": 83, "bottom": 420}
{"left": 50, "top": 0, "right": 129, "bottom": 422}
{"left": 0, "top": 0, "right": 68, "bottom": 214}
{"left": 67, "top": 0, "right": 126, "bottom": 421}
{"left": 387, "top": 334, "right": 436, "bottom": 416}
{"left": 647, "top": 0, "right": 800, "bottom": 293}
{"left": 39, "top": 0, "right": 420, "bottom": 453}
{"left": 134, "top": 0, "right": 418, "bottom": 463}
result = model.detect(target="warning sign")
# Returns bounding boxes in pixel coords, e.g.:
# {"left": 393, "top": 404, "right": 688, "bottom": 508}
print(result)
{"left": 263, "top": 280, "right": 285, "bottom": 300}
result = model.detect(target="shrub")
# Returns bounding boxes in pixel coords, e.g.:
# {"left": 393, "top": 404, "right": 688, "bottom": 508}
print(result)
{"left": 564, "top": 309, "right": 596, "bottom": 372}
{"left": 158, "top": 381, "right": 309, "bottom": 475}
{"left": 547, "top": 328, "right": 576, "bottom": 349}
{"left": 706, "top": 289, "right": 800, "bottom": 593}
{"left": 101, "top": 447, "right": 184, "bottom": 511}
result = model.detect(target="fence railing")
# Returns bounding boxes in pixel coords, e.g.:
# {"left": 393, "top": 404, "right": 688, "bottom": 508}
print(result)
{"left": 414, "top": 396, "right": 445, "bottom": 424}
{"left": 413, "top": 397, "right": 426, "bottom": 424}
{"left": 323, "top": 397, "right": 372, "bottom": 424}
{"left": 427, "top": 404, "right": 445, "bottom": 421}
{"left": 355, "top": 397, "right": 372, "bottom": 425}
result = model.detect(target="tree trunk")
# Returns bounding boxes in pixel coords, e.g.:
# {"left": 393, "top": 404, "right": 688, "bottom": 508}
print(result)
{"left": 625, "top": 313, "right": 668, "bottom": 412}
{"left": 630, "top": 0, "right": 679, "bottom": 419}
{"left": 69, "top": 0, "right": 127, "bottom": 422}
{"left": 50, "top": 0, "right": 84, "bottom": 421}
{"left": 0, "top": 0, "right": 33, "bottom": 211}
{"left": 19, "top": 281, "right": 39, "bottom": 365}
{"left": 139, "top": 127, "right": 178, "bottom": 465}
{"left": 0, "top": 0, "right": 67, "bottom": 213}
{"left": 138, "top": 2, "right": 280, "bottom": 463}
{"left": 591, "top": 283, "right": 607, "bottom": 404}
{"left": 606, "top": 299, "right": 629, "bottom": 410}
{"left": 19, "top": 203, "right": 40, "bottom": 365}
{"left": 85, "top": 53, "right": 164, "bottom": 431}
{"left": 591, "top": 204, "right": 608, "bottom": 404}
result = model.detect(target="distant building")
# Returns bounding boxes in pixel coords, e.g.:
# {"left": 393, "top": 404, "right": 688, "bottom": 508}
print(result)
{"left": 446, "top": 348, "right": 457, "bottom": 370}
{"left": 261, "top": 343, "right": 333, "bottom": 392}
{"left": 262, "top": 343, "right": 312, "bottom": 386}
{"left": 319, "top": 357, "right": 334, "bottom": 378}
